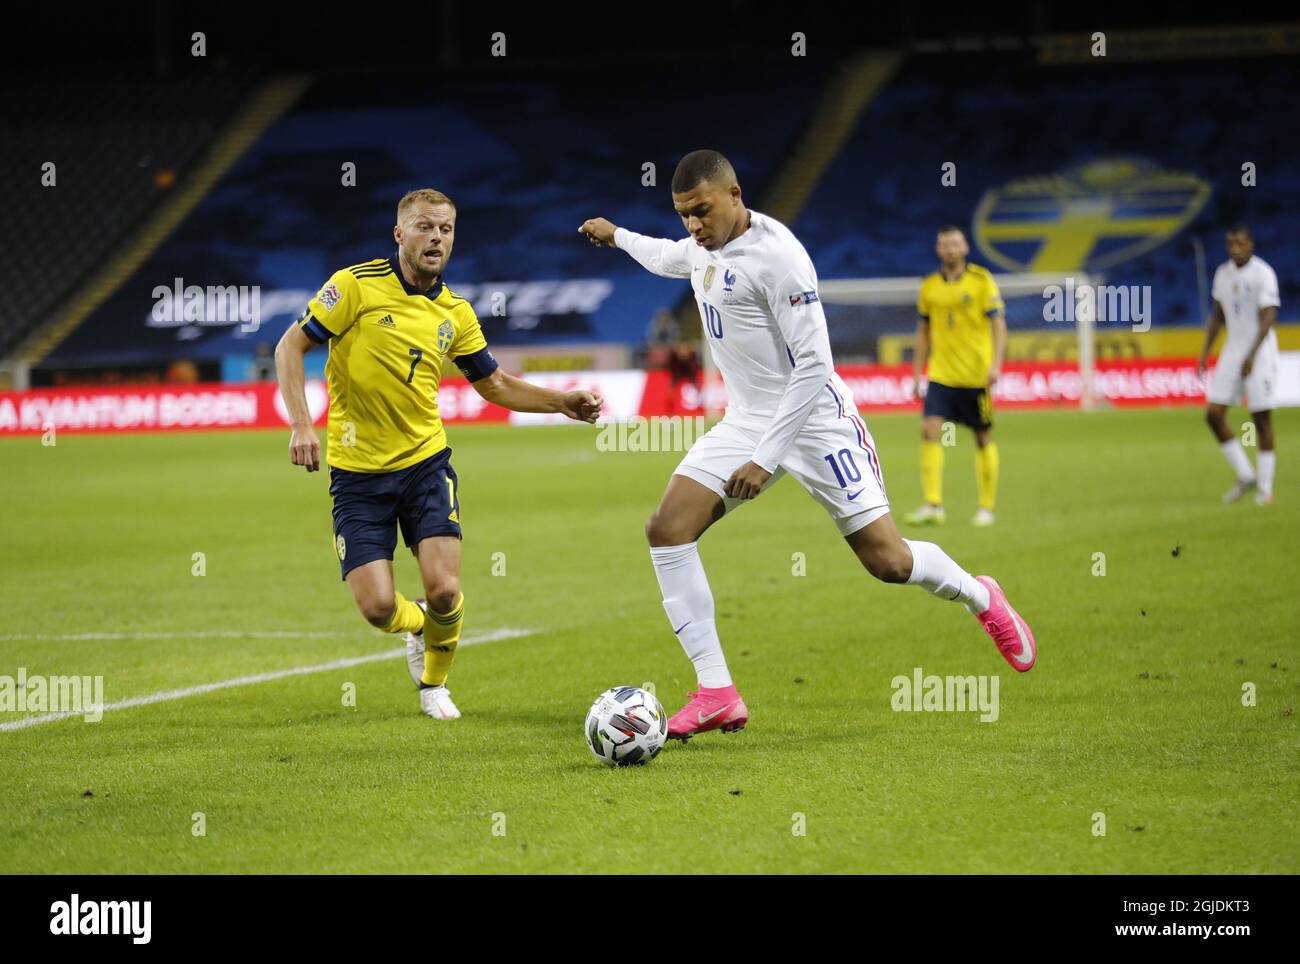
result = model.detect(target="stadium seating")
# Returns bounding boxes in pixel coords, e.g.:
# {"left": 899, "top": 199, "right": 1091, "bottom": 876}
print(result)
{"left": 20, "top": 50, "right": 1300, "bottom": 370}
{"left": 0, "top": 69, "right": 261, "bottom": 359}
{"left": 37, "top": 66, "right": 828, "bottom": 367}
{"left": 796, "top": 50, "right": 1300, "bottom": 350}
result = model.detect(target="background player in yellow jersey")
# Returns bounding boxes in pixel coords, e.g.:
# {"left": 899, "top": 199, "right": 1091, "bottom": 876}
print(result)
{"left": 275, "top": 189, "right": 602, "bottom": 719}
{"left": 907, "top": 225, "right": 1006, "bottom": 527}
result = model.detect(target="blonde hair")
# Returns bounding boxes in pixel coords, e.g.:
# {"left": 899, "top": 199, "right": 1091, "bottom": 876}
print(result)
{"left": 397, "top": 188, "right": 455, "bottom": 222}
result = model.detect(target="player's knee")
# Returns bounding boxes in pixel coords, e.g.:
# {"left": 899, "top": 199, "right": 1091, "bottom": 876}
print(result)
{"left": 645, "top": 510, "right": 686, "bottom": 547}
{"left": 426, "top": 578, "right": 460, "bottom": 615}
{"left": 358, "top": 596, "right": 396, "bottom": 628}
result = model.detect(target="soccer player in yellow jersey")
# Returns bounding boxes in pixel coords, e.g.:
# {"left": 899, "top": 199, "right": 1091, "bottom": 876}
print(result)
{"left": 907, "top": 226, "right": 1006, "bottom": 528}
{"left": 275, "top": 189, "right": 602, "bottom": 719}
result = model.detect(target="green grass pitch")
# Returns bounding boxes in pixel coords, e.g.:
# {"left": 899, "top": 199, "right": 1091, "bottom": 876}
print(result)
{"left": 1, "top": 408, "right": 1297, "bottom": 873}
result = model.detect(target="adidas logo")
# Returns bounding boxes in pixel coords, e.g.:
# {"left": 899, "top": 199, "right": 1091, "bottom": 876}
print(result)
{"left": 376, "top": 314, "right": 396, "bottom": 328}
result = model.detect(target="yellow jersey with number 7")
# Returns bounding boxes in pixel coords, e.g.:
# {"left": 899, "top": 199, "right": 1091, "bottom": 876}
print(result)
{"left": 298, "top": 256, "right": 496, "bottom": 473}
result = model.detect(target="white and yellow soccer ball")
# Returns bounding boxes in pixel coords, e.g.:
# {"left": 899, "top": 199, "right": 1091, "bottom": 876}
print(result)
{"left": 584, "top": 686, "right": 667, "bottom": 767}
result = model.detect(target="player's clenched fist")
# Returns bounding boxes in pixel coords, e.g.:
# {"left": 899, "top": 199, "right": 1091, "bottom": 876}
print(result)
{"left": 561, "top": 391, "right": 604, "bottom": 424}
{"left": 289, "top": 426, "right": 320, "bottom": 472}
{"left": 579, "top": 218, "right": 619, "bottom": 247}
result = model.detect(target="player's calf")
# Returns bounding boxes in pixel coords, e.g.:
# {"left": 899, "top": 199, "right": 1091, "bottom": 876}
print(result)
{"left": 856, "top": 541, "right": 912, "bottom": 584}
{"left": 1204, "top": 405, "right": 1233, "bottom": 442}
{"left": 847, "top": 513, "right": 916, "bottom": 584}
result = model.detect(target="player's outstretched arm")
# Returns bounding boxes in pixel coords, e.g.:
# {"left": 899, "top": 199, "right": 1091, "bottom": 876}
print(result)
{"left": 471, "top": 368, "right": 603, "bottom": 423}
{"left": 579, "top": 217, "right": 693, "bottom": 279}
{"left": 274, "top": 321, "right": 321, "bottom": 472}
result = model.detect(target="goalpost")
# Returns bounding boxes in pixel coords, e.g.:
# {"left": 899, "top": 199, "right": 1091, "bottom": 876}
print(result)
{"left": 698, "top": 272, "right": 1100, "bottom": 418}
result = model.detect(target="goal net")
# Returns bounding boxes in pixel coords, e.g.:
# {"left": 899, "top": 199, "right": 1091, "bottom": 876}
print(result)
{"left": 699, "top": 271, "right": 1100, "bottom": 417}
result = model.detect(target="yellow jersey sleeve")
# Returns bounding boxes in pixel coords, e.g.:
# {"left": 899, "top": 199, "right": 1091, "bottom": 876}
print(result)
{"left": 917, "top": 280, "right": 931, "bottom": 322}
{"left": 983, "top": 272, "right": 1005, "bottom": 317}
{"left": 446, "top": 305, "right": 500, "bottom": 382}
{"left": 301, "top": 269, "right": 363, "bottom": 341}
{"left": 448, "top": 305, "right": 487, "bottom": 358}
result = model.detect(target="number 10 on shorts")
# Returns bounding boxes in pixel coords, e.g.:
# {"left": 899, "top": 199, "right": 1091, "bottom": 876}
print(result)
{"left": 823, "top": 448, "right": 862, "bottom": 488}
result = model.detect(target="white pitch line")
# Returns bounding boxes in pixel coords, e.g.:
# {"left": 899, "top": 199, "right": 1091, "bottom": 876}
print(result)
{"left": 0, "top": 627, "right": 534, "bottom": 732}
{"left": 0, "top": 630, "right": 359, "bottom": 642}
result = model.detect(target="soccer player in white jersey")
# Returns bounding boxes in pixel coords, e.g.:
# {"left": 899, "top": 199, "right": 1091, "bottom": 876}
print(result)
{"left": 579, "top": 150, "right": 1037, "bottom": 741}
{"left": 1199, "top": 224, "right": 1281, "bottom": 506}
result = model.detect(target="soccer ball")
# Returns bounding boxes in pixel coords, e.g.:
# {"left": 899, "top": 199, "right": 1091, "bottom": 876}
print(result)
{"left": 584, "top": 685, "right": 667, "bottom": 767}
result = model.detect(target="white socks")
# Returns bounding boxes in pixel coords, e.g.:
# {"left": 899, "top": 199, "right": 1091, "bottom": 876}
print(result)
{"left": 652, "top": 539, "right": 990, "bottom": 678}
{"left": 1257, "top": 450, "right": 1275, "bottom": 496}
{"left": 1219, "top": 439, "right": 1255, "bottom": 483}
{"left": 649, "top": 542, "right": 732, "bottom": 688}
{"left": 903, "top": 539, "right": 990, "bottom": 615}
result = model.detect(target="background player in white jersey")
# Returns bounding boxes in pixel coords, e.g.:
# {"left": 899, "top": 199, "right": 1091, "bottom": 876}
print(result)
{"left": 1199, "top": 224, "right": 1281, "bottom": 505}
{"left": 579, "top": 150, "right": 1037, "bottom": 741}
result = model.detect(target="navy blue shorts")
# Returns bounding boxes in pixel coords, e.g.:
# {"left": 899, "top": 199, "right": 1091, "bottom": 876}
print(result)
{"left": 923, "top": 381, "right": 994, "bottom": 430}
{"left": 328, "top": 448, "right": 461, "bottom": 580}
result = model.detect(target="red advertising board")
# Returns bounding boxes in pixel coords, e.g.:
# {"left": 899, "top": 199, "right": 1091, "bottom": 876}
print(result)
{"left": 0, "top": 360, "right": 1222, "bottom": 436}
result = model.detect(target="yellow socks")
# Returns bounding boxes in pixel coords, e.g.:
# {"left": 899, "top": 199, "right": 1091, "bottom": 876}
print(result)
{"left": 422, "top": 593, "right": 464, "bottom": 687}
{"left": 379, "top": 591, "right": 426, "bottom": 635}
{"left": 920, "top": 440, "right": 944, "bottom": 506}
{"left": 975, "top": 442, "right": 999, "bottom": 511}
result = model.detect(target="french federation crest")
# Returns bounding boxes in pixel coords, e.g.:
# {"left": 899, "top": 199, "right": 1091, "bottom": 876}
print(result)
{"left": 437, "top": 319, "right": 454, "bottom": 354}
{"left": 973, "top": 157, "right": 1210, "bottom": 273}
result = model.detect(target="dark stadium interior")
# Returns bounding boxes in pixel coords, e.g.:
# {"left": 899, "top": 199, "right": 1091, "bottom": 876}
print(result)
{"left": 3, "top": 2, "right": 1295, "bottom": 383}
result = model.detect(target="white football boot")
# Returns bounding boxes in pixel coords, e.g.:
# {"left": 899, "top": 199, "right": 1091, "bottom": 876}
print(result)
{"left": 904, "top": 503, "right": 946, "bottom": 526}
{"left": 1222, "top": 478, "right": 1257, "bottom": 504}
{"left": 419, "top": 684, "right": 461, "bottom": 720}
{"left": 405, "top": 599, "right": 427, "bottom": 687}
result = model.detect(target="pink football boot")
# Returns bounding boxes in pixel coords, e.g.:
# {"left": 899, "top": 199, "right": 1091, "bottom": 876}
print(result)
{"left": 975, "top": 576, "right": 1036, "bottom": 672}
{"left": 667, "top": 684, "right": 749, "bottom": 741}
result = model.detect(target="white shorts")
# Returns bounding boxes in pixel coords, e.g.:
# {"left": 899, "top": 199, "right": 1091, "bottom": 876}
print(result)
{"left": 1207, "top": 347, "right": 1279, "bottom": 410}
{"left": 674, "top": 413, "right": 890, "bottom": 536}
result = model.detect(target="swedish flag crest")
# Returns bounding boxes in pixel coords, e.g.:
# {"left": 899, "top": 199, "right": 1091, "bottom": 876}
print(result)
{"left": 437, "top": 319, "right": 454, "bottom": 354}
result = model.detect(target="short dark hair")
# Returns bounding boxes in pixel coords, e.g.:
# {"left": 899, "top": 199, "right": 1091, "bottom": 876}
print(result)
{"left": 672, "top": 150, "right": 737, "bottom": 194}
{"left": 1226, "top": 222, "right": 1251, "bottom": 239}
{"left": 937, "top": 224, "right": 965, "bottom": 237}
